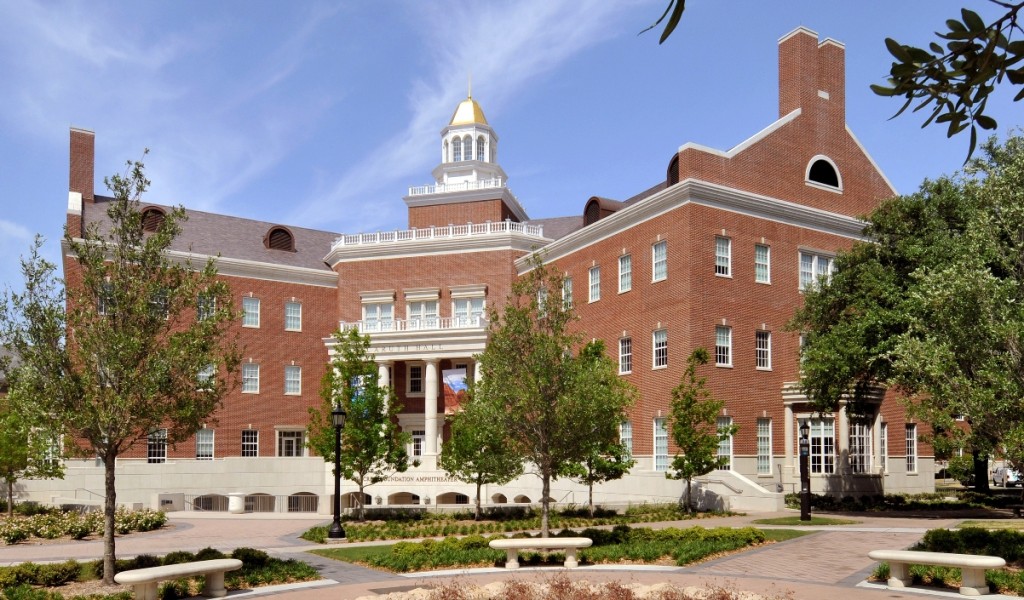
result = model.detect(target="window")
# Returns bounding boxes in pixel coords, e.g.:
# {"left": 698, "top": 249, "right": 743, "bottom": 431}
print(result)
{"left": 407, "top": 364, "right": 424, "bottom": 395}
{"left": 715, "top": 237, "right": 731, "bottom": 276}
{"left": 196, "top": 429, "right": 214, "bottom": 460}
{"left": 265, "top": 227, "right": 294, "bottom": 251}
{"left": 277, "top": 430, "right": 305, "bottom": 457}
{"left": 653, "top": 329, "right": 667, "bottom": 369}
{"left": 755, "top": 331, "right": 771, "bottom": 370}
{"left": 408, "top": 301, "right": 438, "bottom": 329}
{"left": 716, "top": 417, "right": 733, "bottom": 470}
{"left": 536, "top": 287, "right": 549, "bottom": 316}
{"left": 242, "top": 296, "right": 260, "bottom": 328}
{"left": 562, "top": 277, "right": 573, "bottom": 309}
{"left": 589, "top": 266, "right": 601, "bottom": 302}
{"left": 147, "top": 429, "right": 167, "bottom": 464}
{"left": 620, "top": 421, "right": 632, "bottom": 457}
{"left": 411, "top": 430, "right": 425, "bottom": 457}
{"left": 453, "top": 138, "right": 462, "bottom": 162}
{"left": 849, "top": 420, "right": 872, "bottom": 474}
{"left": 197, "top": 364, "right": 216, "bottom": 391}
{"left": 149, "top": 290, "right": 168, "bottom": 319}
{"left": 363, "top": 302, "right": 394, "bottom": 331}
{"left": 906, "top": 424, "right": 917, "bottom": 473}
{"left": 754, "top": 244, "right": 770, "bottom": 283}
{"left": 242, "top": 363, "right": 260, "bottom": 393}
{"left": 654, "top": 418, "right": 668, "bottom": 472}
{"left": 476, "top": 136, "right": 485, "bottom": 161}
{"left": 807, "top": 157, "right": 840, "bottom": 188}
{"left": 197, "top": 294, "right": 216, "bottom": 321}
{"left": 619, "top": 337, "right": 632, "bottom": 374}
{"left": 285, "top": 301, "right": 302, "bottom": 331}
{"left": 97, "top": 281, "right": 115, "bottom": 316}
{"left": 652, "top": 241, "right": 667, "bottom": 282}
{"left": 241, "top": 430, "right": 259, "bottom": 457}
{"left": 757, "top": 418, "right": 772, "bottom": 475}
{"left": 880, "top": 423, "right": 888, "bottom": 473}
{"left": 715, "top": 326, "right": 732, "bottom": 367}
{"left": 799, "top": 251, "right": 833, "bottom": 290}
{"left": 453, "top": 298, "right": 484, "bottom": 326}
{"left": 806, "top": 418, "right": 835, "bottom": 474}
{"left": 284, "top": 365, "right": 301, "bottom": 395}
{"left": 618, "top": 254, "right": 632, "bottom": 293}
{"left": 141, "top": 207, "right": 165, "bottom": 232}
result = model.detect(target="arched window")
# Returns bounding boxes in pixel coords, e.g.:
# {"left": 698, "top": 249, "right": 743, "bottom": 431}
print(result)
{"left": 141, "top": 207, "right": 166, "bottom": 233}
{"left": 463, "top": 135, "right": 472, "bottom": 161}
{"left": 264, "top": 226, "right": 295, "bottom": 252}
{"left": 452, "top": 138, "right": 462, "bottom": 162}
{"left": 806, "top": 156, "right": 842, "bottom": 190}
{"left": 667, "top": 155, "right": 680, "bottom": 186}
{"left": 476, "top": 136, "right": 485, "bottom": 161}
{"left": 584, "top": 199, "right": 601, "bottom": 226}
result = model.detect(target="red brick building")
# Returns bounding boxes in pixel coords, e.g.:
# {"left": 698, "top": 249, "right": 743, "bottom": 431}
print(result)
{"left": 29, "top": 27, "right": 932, "bottom": 513}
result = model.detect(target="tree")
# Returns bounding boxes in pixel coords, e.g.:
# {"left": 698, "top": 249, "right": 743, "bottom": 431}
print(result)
{"left": 666, "top": 348, "right": 736, "bottom": 513}
{"left": 439, "top": 395, "right": 523, "bottom": 521}
{"left": 474, "top": 260, "right": 634, "bottom": 537}
{"left": 561, "top": 441, "right": 633, "bottom": 518}
{"left": 1, "top": 158, "right": 241, "bottom": 583}
{"left": 0, "top": 386, "right": 64, "bottom": 518}
{"left": 309, "top": 328, "right": 410, "bottom": 520}
{"left": 792, "top": 134, "right": 1024, "bottom": 493}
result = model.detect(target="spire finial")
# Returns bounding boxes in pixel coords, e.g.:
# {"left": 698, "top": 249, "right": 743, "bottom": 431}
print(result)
{"left": 468, "top": 73, "right": 472, "bottom": 99}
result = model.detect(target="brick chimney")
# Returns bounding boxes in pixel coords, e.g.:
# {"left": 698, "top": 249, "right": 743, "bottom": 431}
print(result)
{"left": 778, "top": 27, "right": 845, "bottom": 124}
{"left": 68, "top": 127, "right": 95, "bottom": 237}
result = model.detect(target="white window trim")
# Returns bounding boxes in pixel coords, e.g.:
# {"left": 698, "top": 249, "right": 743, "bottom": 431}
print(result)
{"left": 242, "top": 296, "right": 260, "bottom": 328}
{"left": 618, "top": 254, "right": 632, "bottom": 293}
{"left": 284, "top": 365, "right": 302, "bottom": 396}
{"left": 715, "top": 326, "right": 732, "bottom": 368}
{"left": 589, "top": 266, "right": 601, "bottom": 303}
{"left": 754, "top": 244, "right": 771, "bottom": 284}
{"left": 619, "top": 337, "right": 632, "bottom": 375}
{"left": 798, "top": 249, "right": 835, "bottom": 291}
{"left": 276, "top": 429, "right": 307, "bottom": 458}
{"left": 241, "top": 429, "right": 259, "bottom": 458}
{"left": 652, "top": 329, "right": 668, "bottom": 370}
{"left": 242, "top": 362, "right": 260, "bottom": 394}
{"left": 716, "top": 416, "right": 733, "bottom": 470}
{"left": 654, "top": 417, "right": 668, "bottom": 472}
{"left": 906, "top": 424, "right": 918, "bottom": 474}
{"left": 620, "top": 421, "right": 633, "bottom": 457}
{"left": 406, "top": 362, "right": 425, "bottom": 397}
{"left": 196, "top": 428, "right": 214, "bottom": 460}
{"left": 652, "top": 241, "right": 667, "bottom": 282}
{"left": 756, "top": 418, "right": 772, "bottom": 475}
{"left": 804, "top": 154, "right": 844, "bottom": 192}
{"left": 284, "top": 301, "right": 302, "bottom": 332}
{"left": 148, "top": 428, "right": 167, "bottom": 464}
{"left": 755, "top": 330, "right": 772, "bottom": 371}
{"left": 715, "top": 236, "right": 732, "bottom": 278}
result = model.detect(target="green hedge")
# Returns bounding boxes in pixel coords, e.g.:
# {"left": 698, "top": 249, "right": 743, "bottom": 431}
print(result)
{"left": 0, "top": 509, "right": 166, "bottom": 545}
{"left": 785, "top": 491, "right": 1017, "bottom": 512}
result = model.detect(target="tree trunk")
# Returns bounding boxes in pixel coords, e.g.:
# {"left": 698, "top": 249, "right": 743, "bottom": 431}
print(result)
{"left": 540, "top": 472, "right": 551, "bottom": 538}
{"left": 973, "top": 451, "right": 990, "bottom": 494}
{"left": 474, "top": 479, "right": 482, "bottom": 521}
{"left": 103, "top": 450, "right": 117, "bottom": 585}
{"left": 357, "top": 479, "right": 365, "bottom": 521}
{"left": 6, "top": 480, "right": 13, "bottom": 519}
{"left": 588, "top": 481, "right": 594, "bottom": 518}
{"left": 684, "top": 479, "right": 693, "bottom": 514}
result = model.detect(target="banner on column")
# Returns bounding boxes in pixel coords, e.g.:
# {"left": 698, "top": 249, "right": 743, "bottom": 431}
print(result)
{"left": 442, "top": 368, "right": 468, "bottom": 412}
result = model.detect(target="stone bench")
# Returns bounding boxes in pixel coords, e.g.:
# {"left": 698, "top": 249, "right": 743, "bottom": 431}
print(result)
{"left": 114, "top": 558, "right": 243, "bottom": 600}
{"left": 488, "top": 537, "right": 592, "bottom": 569}
{"left": 868, "top": 549, "right": 1005, "bottom": 596}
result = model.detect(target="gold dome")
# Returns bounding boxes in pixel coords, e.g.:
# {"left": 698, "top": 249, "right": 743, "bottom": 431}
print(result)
{"left": 449, "top": 97, "right": 488, "bottom": 126}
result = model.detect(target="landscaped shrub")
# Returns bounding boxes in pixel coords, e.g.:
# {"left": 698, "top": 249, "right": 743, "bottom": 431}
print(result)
{"left": 194, "top": 548, "right": 226, "bottom": 561}
{"left": 785, "top": 491, "right": 1019, "bottom": 512}
{"left": 160, "top": 552, "right": 196, "bottom": 565}
{"left": 0, "top": 508, "right": 166, "bottom": 545}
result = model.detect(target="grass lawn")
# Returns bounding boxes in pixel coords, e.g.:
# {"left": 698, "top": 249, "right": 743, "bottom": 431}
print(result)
{"left": 957, "top": 520, "right": 1024, "bottom": 530}
{"left": 751, "top": 516, "right": 859, "bottom": 526}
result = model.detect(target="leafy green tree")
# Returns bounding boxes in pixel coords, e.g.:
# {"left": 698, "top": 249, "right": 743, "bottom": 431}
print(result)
{"left": 561, "top": 440, "right": 633, "bottom": 518}
{"left": 309, "top": 328, "right": 410, "bottom": 520}
{"left": 475, "top": 260, "right": 634, "bottom": 536}
{"left": 0, "top": 385, "right": 64, "bottom": 518}
{"left": 666, "top": 348, "right": 736, "bottom": 513}
{"left": 792, "top": 134, "right": 1024, "bottom": 492}
{"left": 439, "top": 396, "right": 523, "bottom": 520}
{"left": 0, "top": 159, "right": 241, "bottom": 583}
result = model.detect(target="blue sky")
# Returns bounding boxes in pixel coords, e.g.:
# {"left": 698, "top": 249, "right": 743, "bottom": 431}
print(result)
{"left": 0, "top": 1, "right": 1019, "bottom": 289}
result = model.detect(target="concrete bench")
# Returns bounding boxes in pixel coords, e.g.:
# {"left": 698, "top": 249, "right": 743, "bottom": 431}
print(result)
{"left": 868, "top": 549, "right": 1005, "bottom": 596}
{"left": 1007, "top": 504, "right": 1023, "bottom": 518}
{"left": 114, "top": 558, "right": 243, "bottom": 600}
{"left": 489, "top": 537, "right": 592, "bottom": 569}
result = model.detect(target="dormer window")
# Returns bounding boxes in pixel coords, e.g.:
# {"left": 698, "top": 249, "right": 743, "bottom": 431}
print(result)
{"left": 806, "top": 156, "right": 842, "bottom": 191}
{"left": 584, "top": 199, "right": 601, "bottom": 226}
{"left": 264, "top": 226, "right": 295, "bottom": 252}
{"left": 667, "top": 155, "right": 680, "bottom": 186}
{"left": 141, "top": 207, "right": 166, "bottom": 233}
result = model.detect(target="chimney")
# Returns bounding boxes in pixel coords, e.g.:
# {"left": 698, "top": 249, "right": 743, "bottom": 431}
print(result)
{"left": 68, "top": 128, "right": 95, "bottom": 238}
{"left": 778, "top": 27, "right": 845, "bottom": 123}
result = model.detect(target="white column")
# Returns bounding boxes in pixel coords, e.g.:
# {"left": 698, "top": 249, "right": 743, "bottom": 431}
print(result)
{"left": 425, "top": 359, "right": 439, "bottom": 458}
{"left": 784, "top": 404, "right": 794, "bottom": 470}
{"left": 473, "top": 360, "right": 482, "bottom": 386}
{"left": 378, "top": 362, "right": 391, "bottom": 389}
{"left": 872, "top": 412, "right": 883, "bottom": 475}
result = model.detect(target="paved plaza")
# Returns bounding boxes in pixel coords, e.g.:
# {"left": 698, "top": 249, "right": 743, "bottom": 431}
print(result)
{"left": 0, "top": 510, "right": 1015, "bottom": 599}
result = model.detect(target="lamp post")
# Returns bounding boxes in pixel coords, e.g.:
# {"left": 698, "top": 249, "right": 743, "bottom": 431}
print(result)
{"left": 799, "top": 420, "right": 811, "bottom": 522}
{"left": 328, "top": 406, "right": 347, "bottom": 540}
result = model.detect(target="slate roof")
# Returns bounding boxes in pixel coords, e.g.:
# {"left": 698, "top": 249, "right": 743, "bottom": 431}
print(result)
{"left": 526, "top": 215, "right": 583, "bottom": 240}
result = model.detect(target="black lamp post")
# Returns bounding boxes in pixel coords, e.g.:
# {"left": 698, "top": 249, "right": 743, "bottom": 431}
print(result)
{"left": 799, "top": 420, "right": 811, "bottom": 521}
{"left": 328, "top": 406, "right": 347, "bottom": 539}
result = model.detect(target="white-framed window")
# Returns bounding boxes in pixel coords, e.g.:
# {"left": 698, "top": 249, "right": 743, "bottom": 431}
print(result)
{"left": 562, "top": 277, "right": 573, "bottom": 309}
{"left": 196, "top": 429, "right": 214, "bottom": 460}
{"left": 197, "top": 294, "right": 216, "bottom": 321}
{"left": 716, "top": 416, "right": 733, "bottom": 470}
{"left": 277, "top": 430, "right": 306, "bottom": 457}
{"left": 407, "top": 364, "right": 424, "bottom": 396}
{"left": 652, "top": 241, "right": 667, "bottom": 282}
{"left": 849, "top": 420, "right": 872, "bottom": 474}
{"left": 715, "top": 236, "right": 731, "bottom": 276}
{"left": 197, "top": 364, "right": 216, "bottom": 391}
{"left": 242, "top": 363, "right": 260, "bottom": 394}
{"left": 805, "top": 417, "right": 835, "bottom": 474}
{"left": 755, "top": 331, "right": 771, "bottom": 370}
{"left": 241, "top": 430, "right": 259, "bottom": 457}
{"left": 715, "top": 326, "right": 732, "bottom": 367}
{"left": 799, "top": 251, "right": 834, "bottom": 290}
{"left": 285, "top": 301, "right": 302, "bottom": 331}
{"left": 363, "top": 302, "right": 394, "bottom": 331}
{"left": 242, "top": 296, "right": 260, "bottom": 328}
{"left": 284, "top": 365, "right": 301, "bottom": 395}
{"left": 408, "top": 301, "right": 438, "bottom": 329}
{"left": 97, "top": 281, "right": 115, "bottom": 316}
{"left": 149, "top": 289, "right": 168, "bottom": 320}
{"left": 620, "top": 421, "right": 633, "bottom": 456}
{"left": 476, "top": 135, "right": 485, "bottom": 161}
{"left": 654, "top": 418, "right": 668, "bottom": 472}
{"left": 452, "top": 137, "right": 462, "bottom": 162}
{"left": 619, "top": 337, "right": 632, "bottom": 374}
{"left": 880, "top": 422, "right": 888, "bottom": 473}
{"left": 453, "top": 298, "right": 484, "bottom": 326}
{"left": 589, "top": 266, "right": 601, "bottom": 302}
{"left": 618, "top": 254, "right": 632, "bottom": 293}
{"left": 411, "top": 430, "right": 425, "bottom": 457}
{"left": 755, "top": 244, "right": 770, "bottom": 284}
{"left": 147, "top": 429, "right": 167, "bottom": 464}
{"left": 756, "top": 418, "right": 772, "bottom": 475}
{"left": 652, "top": 329, "right": 667, "bottom": 369}
{"left": 906, "top": 424, "right": 917, "bottom": 473}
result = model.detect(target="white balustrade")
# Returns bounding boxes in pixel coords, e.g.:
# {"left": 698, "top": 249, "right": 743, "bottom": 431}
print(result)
{"left": 332, "top": 220, "right": 544, "bottom": 249}
{"left": 339, "top": 316, "right": 486, "bottom": 333}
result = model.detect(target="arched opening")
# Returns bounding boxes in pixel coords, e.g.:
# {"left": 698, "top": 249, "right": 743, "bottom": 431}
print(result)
{"left": 192, "top": 494, "right": 228, "bottom": 512}
{"left": 807, "top": 157, "right": 841, "bottom": 189}
{"left": 463, "top": 135, "right": 472, "bottom": 161}
{"left": 584, "top": 199, "right": 601, "bottom": 226}
{"left": 287, "top": 492, "right": 318, "bottom": 513}
{"left": 453, "top": 138, "right": 462, "bottom": 162}
{"left": 491, "top": 493, "right": 508, "bottom": 504}
{"left": 436, "top": 492, "right": 470, "bottom": 505}
{"left": 513, "top": 494, "right": 531, "bottom": 504}
{"left": 388, "top": 491, "right": 420, "bottom": 505}
{"left": 245, "top": 493, "right": 275, "bottom": 513}
{"left": 141, "top": 207, "right": 166, "bottom": 233}
{"left": 667, "top": 154, "right": 680, "bottom": 186}
{"left": 476, "top": 136, "right": 485, "bottom": 161}
{"left": 341, "top": 491, "right": 372, "bottom": 510}
{"left": 264, "top": 226, "right": 295, "bottom": 251}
